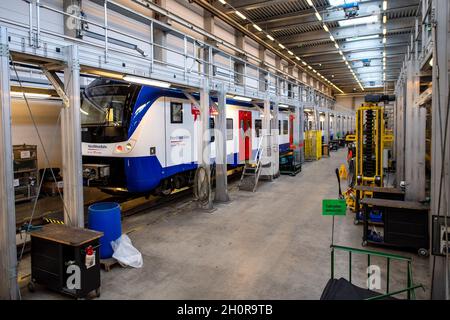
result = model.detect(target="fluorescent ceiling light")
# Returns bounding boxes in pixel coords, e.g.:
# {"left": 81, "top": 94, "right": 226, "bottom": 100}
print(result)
{"left": 315, "top": 12, "right": 322, "bottom": 21}
{"left": 339, "top": 50, "right": 343, "bottom": 55}
{"left": 335, "top": 43, "right": 339, "bottom": 49}
{"left": 323, "top": 24, "right": 329, "bottom": 32}
{"left": 383, "top": 28, "right": 387, "bottom": 35}
{"left": 383, "top": 37, "right": 386, "bottom": 44}
{"left": 279, "top": 104, "right": 289, "bottom": 108}
{"left": 278, "top": 43, "right": 285, "bottom": 49}
{"left": 266, "top": 34, "right": 274, "bottom": 41}
{"left": 338, "top": 15, "right": 379, "bottom": 27}
{"left": 80, "top": 108, "right": 89, "bottom": 116}
{"left": 346, "top": 34, "right": 380, "bottom": 42}
{"left": 288, "top": 50, "right": 294, "bottom": 55}
{"left": 233, "top": 95, "right": 252, "bottom": 102}
{"left": 383, "top": 1, "right": 387, "bottom": 11}
{"left": 235, "top": 11, "right": 246, "bottom": 20}
{"left": 383, "top": 15, "right": 387, "bottom": 24}
{"left": 123, "top": 75, "right": 171, "bottom": 88}
{"left": 11, "top": 92, "right": 52, "bottom": 99}
{"left": 253, "top": 24, "right": 262, "bottom": 32}
{"left": 306, "top": 0, "right": 313, "bottom": 7}
{"left": 218, "top": 0, "right": 226, "bottom": 4}
{"left": 329, "top": 35, "right": 335, "bottom": 41}
{"left": 302, "top": 61, "right": 307, "bottom": 66}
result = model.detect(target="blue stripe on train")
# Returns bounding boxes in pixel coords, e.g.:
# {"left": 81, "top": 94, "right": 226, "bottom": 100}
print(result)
{"left": 125, "top": 143, "right": 291, "bottom": 193}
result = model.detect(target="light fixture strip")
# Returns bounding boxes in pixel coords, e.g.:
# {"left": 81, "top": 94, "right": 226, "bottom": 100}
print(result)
{"left": 308, "top": 1, "right": 364, "bottom": 91}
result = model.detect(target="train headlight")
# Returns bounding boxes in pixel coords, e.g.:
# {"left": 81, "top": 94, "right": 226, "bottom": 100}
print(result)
{"left": 114, "top": 140, "right": 136, "bottom": 154}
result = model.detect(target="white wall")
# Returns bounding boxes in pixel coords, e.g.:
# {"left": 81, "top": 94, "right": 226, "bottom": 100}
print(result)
{"left": 11, "top": 99, "right": 63, "bottom": 170}
{"left": 335, "top": 96, "right": 364, "bottom": 111}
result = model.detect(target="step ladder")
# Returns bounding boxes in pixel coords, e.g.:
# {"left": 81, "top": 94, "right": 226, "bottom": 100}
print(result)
{"left": 238, "top": 135, "right": 270, "bottom": 192}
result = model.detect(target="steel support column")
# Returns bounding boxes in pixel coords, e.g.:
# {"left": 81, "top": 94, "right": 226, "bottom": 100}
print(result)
{"left": 323, "top": 111, "right": 330, "bottom": 145}
{"left": 214, "top": 84, "right": 229, "bottom": 203}
{"left": 199, "top": 79, "right": 213, "bottom": 209}
{"left": 272, "top": 101, "right": 280, "bottom": 177}
{"left": 62, "top": 45, "right": 84, "bottom": 227}
{"left": 293, "top": 104, "right": 301, "bottom": 164}
{"left": 0, "top": 27, "right": 18, "bottom": 300}
{"left": 431, "top": 0, "right": 450, "bottom": 300}
{"left": 404, "top": 58, "right": 425, "bottom": 201}
{"left": 261, "top": 98, "right": 273, "bottom": 179}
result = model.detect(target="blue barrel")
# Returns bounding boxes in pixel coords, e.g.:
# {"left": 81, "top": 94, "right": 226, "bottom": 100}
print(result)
{"left": 88, "top": 202, "right": 122, "bottom": 259}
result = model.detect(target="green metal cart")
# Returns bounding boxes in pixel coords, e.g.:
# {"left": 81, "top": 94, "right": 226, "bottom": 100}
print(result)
{"left": 321, "top": 245, "right": 424, "bottom": 300}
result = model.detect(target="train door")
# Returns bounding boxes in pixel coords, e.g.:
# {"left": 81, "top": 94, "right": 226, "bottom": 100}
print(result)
{"left": 289, "top": 114, "right": 294, "bottom": 147}
{"left": 239, "top": 110, "right": 252, "bottom": 162}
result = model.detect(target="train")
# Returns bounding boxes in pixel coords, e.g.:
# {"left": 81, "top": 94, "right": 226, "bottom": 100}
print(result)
{"left": 81, "top": 78, "right": 294, "bottom": 195}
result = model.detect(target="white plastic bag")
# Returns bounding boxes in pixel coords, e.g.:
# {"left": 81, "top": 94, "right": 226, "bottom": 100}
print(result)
{"left": 111, "top": 234, "right": 143, "bottom": 268}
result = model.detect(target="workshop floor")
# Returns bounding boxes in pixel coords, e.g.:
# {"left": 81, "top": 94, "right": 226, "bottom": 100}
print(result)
{"left": 20, "top": 149, "right": 431, "bottom": 300}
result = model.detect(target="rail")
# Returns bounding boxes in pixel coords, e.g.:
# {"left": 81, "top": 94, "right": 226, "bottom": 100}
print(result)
{"left": 0, "top": 0, "right": 338, "bottom": 108}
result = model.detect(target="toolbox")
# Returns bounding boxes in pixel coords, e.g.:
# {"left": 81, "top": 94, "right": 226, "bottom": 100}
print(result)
{"left": 29, "top": 224, "right": 103, "bottom": 299}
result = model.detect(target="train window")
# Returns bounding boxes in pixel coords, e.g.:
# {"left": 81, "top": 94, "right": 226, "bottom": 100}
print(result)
{"left": 255, "top": 119, "right": 262, "bottom": 138}
{"left": 226, "top": 118, "right": 233, "bottom": 140}
{"left": 278, "top": 120, "right": 281, "bottom": 135}
{"left": 170, "top": 102, "right": 183, "bottom": 123}
{"left": 81, "top": 83, "right": 132, "bottom": 126}
{"left": 283, "top": 120, "right": 288, "bottom": 135}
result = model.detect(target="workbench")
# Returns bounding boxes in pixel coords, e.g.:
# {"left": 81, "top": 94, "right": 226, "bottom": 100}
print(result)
{"left": 354, "top": 185, "right": 405, "bottom": 218}
{"left": 360, "top": 198, "right": 429, "bottom": 256}
{"left": 29, "top": 224, "right": 103, "bottom": 298}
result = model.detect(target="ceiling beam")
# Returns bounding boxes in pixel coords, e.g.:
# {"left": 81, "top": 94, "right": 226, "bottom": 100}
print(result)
{"left": 261, "top": 0, "right": 418, "bottom": 32}
{"left": 277, "top": 17, "right": 415, "bottom": 46}
{"left": 303, "top": 46, "right": 406, "bottom": 65}
{"left": 226, "top": 0, "right": 295, "bottom": 11}
{"left": 292, "top": 34, "right": 410, "bottom": 57}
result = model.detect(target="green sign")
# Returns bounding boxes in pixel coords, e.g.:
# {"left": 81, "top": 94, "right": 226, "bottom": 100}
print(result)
{"left": 322, "top": 199, "right": 347, "bottom": 216}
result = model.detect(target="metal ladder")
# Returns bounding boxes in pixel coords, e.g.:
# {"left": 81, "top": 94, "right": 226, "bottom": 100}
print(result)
{"left": 238, "top": 135, "right": 269, "bottom": 192}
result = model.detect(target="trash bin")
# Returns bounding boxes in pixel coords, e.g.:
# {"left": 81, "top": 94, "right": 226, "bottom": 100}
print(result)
{"left": 88, "top": 202, "right": 122, "bottom": 259}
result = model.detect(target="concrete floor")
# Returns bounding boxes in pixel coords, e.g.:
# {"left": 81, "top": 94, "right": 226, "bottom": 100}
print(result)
{"left": 21, "top": 149, "right": 431, "bottom": 300}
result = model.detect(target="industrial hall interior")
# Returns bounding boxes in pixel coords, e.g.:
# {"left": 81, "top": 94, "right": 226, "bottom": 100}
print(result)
{"left": 0, "top": 0, "right": 449, "bottom": 302}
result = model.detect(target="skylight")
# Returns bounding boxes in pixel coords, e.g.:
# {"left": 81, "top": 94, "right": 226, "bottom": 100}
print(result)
{"left": 338, "top": 15, "right": 379, "bottom": 27}
{"left": 346, "top": 34, "right": 380, "bottom": 42}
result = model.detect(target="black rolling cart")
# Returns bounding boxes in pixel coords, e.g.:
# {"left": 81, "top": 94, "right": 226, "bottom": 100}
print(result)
{"left": 354, "top": 186, "right": 405, "bottom": 224}
{"left": 360, "top": 198, "right": 429, "bottom": 256}
{"left": 29, "top": 224, "right": 103, "bottom": 299}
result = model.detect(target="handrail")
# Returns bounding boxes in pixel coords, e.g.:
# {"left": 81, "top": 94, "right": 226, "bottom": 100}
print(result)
{"left": 330, "top": 245, "right": 422, "bottom": 300}
{"left": 331, "top": 245, "right": 413, "bottom": 262}
{"left": 11, "top": 0, "right": 336, "bottom": 103}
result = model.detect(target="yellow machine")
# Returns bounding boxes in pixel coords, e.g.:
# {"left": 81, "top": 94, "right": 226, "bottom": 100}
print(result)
{"left": 345, "top": 95, "right": 394, "bottom": 214}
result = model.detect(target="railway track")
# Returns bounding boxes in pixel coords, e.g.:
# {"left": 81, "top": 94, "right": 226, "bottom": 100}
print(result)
{"left": 15, "top": 168, "right": 243, "bottom": 256}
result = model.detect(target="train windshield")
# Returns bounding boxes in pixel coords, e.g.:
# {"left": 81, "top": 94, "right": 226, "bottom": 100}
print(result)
{"left": 81, "top": 82, "right": 135, "bottom": 126}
